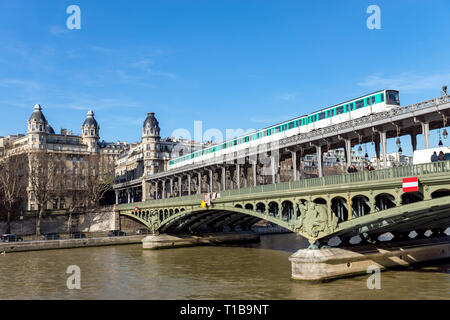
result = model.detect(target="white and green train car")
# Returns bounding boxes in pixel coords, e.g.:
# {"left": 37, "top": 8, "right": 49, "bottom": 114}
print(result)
{"left": 168, "top": 90, "right": 400, "bottom": 170}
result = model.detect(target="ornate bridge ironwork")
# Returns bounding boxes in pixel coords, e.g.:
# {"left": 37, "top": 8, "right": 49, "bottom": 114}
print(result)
{"left": 118, "top": 161, "right": 450, "bottom": 245}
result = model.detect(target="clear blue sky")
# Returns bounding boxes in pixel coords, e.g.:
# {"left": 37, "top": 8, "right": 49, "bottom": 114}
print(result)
{"left": 0, "top": 0, "right": 449, "bottom": 156}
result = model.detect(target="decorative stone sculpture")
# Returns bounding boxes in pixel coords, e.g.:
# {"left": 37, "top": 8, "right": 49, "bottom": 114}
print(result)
{"left": 293, "top": 200, "right": 338, "bottom": 239}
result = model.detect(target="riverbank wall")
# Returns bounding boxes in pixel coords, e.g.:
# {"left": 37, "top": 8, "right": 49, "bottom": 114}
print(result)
{"left": 0, "top": 235, "right": 146, "bottom": 253}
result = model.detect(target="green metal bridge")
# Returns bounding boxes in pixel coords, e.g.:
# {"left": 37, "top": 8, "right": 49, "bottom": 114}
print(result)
{"left": 117, "top": 161, "right": 450, "bottom": 246}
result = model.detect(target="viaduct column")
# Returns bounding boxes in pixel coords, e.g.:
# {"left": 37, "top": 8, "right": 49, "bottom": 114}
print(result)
{"left": 197, "top": 172, "right": 202, "bottom": 194}
{"left": 115, "top": 191, "right": 119, "bottom": 205}
{"left": 162, "top": 180, "right": 166, "bottom": 199}
{"left": 421, "top": 122, "right": 430, "bottom": 149}
{"left": 170, "top": 178, "right": 174, "bottom": 198}
{"left": 316, "top": 145, "right": 323, "bottom": 178}
{"left": 380, "top": 131, "right": 387, "bottom": 168}
{"left": 188, "top": 175, "right": 191, "bottom": 196}
{"left": 178, "top": 176, "right": 182, "bottom": 197}
{"left": 127, "top": 189, "right": 131, "bottom": 203}
{"left": 209, "top": 169, "right": 213, "bottom": 193}
{"left": 374, "top": 134, "right": 381, "bottom": 169}
{"left": 252, "top": 162, "right": 257, "bottom": 186}
{"left": 270, "top": 155, "right": 276, "bottom": 184}
{"left": 291, "top": 150, "right": 297, "bottom": 181}
{"left": 154, "top": 181, "right": 158, "bottom": 200}
{"left": 410, "top": 132, "right": 418, "bottom": 151}
{"left": 344, "top": 138, "right": 352, "bottom": 169}
{"left": 222, "top": 166, "right": 226, "bottom": 191}
{"left": 236, "top": 163, "right": 241, "bottom": 189}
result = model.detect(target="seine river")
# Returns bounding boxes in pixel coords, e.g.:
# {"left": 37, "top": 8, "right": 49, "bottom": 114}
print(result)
{"left": 0, "top": 233, "right": 448, "bottom": 300}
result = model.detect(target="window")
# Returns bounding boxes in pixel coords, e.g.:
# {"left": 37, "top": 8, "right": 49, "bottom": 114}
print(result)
{"left": 327, "top": 110, "right": 333, "bottom": 117}
{"left": 381, "top": 93, "right": 384, "bottom": 102}
{"left": 318, "top": 112, "right": 326, "bottom": 120}
{"left": 387, "top": 91, "right": 400, "bottom": 105}
{"left": 288, "top": 121, "right": 294, "bottom": 129}
{"left": 355, "top": 100, "right": 364, "bottom": 109}
{"left": 336, "top": 106, "right": 344, "bottom": 115}
{"left": 372, "top": 96, "right": 375, "bottom": 104}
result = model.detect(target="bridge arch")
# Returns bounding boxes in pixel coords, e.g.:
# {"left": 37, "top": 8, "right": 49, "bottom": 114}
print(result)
{"left": 313, "top": 197, "right": 327, "bottom": 205}
{"left": 256, "top": 202, "right": 266, "bottom": 214}
{"left": 281, "top": 200, "right": 294, "bottom": 222}
{"left": 431, "top": 189, "right": 450, "bottom": 199}
{"left": 245, "top": 203, "right": 254, "bottom": 210}
{"left": 375, "top": 193, "right": 396, "bottom": 211}
{"left": 351, "top": 195, "right": 370, "bottom": 218}
{"left": 152, "top": 206, "right": 291, "bottom": 234}
{"left": 268, "top": 201, "right": 279, "bottom": 218}
{"left": 401, "top": 191, "right": 423, "bottom": 204}
{"left": 331, "top": 196, "right": 348, "bottom": 223}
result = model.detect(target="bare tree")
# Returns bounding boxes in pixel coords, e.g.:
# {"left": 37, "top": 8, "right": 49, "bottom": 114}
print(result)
{"left": 0, "top": 154, "right": 27, "bottom": 233}
{"left": 28, "top": 151, "right": 61, "bottom": 236}
{"left": 84, "top": 154, "right": 115, "bottom": 207}
{"left": 62, "top": 171, "right": 88, "bottom": 233}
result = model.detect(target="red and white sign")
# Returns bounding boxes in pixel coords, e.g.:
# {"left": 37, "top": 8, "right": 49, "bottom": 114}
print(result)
{"left": 204, "top": 193, "right": 211, "bottom": 206}
{"left": 134, "top": 206, "right": 139, "bottom": 212}
{"left": 403, "top": 177, "right": 419, "bottom": 192}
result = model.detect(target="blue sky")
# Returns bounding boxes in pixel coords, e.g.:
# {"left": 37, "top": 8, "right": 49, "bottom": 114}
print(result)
{"left": 0, "top": 0, "right": 449, "bottom": 156}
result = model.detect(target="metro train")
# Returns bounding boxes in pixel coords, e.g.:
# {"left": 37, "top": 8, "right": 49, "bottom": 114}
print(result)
{"left": 168, "top": 89, "right": 400, "bottom": 170}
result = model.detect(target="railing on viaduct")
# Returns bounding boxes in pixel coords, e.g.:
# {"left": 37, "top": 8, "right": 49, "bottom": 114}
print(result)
{"left": 118, "top": 160, "right": 450, "bottom": 210}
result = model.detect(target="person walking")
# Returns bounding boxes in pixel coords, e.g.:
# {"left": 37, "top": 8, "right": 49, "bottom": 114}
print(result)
{"left": 438, "top": 151, "right": 446, "bottom": 161}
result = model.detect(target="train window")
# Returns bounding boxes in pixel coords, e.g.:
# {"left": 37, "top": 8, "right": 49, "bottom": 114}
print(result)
{"left": 283, "top": 124, "right": 288, "bottom": 131}
{"left": 355, "top": 100, "right": 364, "bottom": 109}
{"left": 366, "top": 98, "right": 371, "bottom": 105}
{"left": 336, "top": 106, "right": 344, "bottom": 114}
{"left": 318, "top": 112, "right": 326, "bottom": 120}
{"left": 387, "top": 91, "right": 400, "bottom": 105}
{"left": 288, "top": 122, "right": 294, "bottom": 129}
{"left": 372, "top": 96, "right": 375, "bottom": 104}
{"left": 381, "top": 93, "right": 384, "bottom": 102}
{"left": 327, "top": 110, "right": 333, "bottom": 117}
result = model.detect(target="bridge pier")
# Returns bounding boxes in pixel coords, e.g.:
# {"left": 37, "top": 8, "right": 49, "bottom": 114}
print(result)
{"left": 142, "top": 232, "right": 260, "bottom": 250}
{"left": 289, "top": 236, "right": 450, "bottom": 281}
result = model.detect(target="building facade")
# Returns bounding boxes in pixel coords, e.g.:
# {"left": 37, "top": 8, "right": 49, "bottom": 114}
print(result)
{"left": 115, "top": 112, "right": 208, "bottom": 203}
{"left": 0, "top": 104, "right": 128, "bottom": 211}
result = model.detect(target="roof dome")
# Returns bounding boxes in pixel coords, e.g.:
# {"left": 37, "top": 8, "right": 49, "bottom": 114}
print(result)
{"left": 143, "top": 112, "right": 159, "bottom": 129}
{"left": 28, "top": 104, "right": 47, "bottom": 122}
{"left": 82, "top": 110, "right": 98, "bottom": 127}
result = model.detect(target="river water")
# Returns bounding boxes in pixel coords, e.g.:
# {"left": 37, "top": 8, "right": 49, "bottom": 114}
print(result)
{"left": 0, "top": 233, "right": 448, "bottom": 300}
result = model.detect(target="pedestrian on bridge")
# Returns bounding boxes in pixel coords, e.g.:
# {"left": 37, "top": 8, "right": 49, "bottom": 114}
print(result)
{"left": 438, "top": 151, "right": 446, "bottom": 161}
{"left": 347, "top": 164, "right": 358, "bottom": 173}
{"left": 431, "top": 151, "right": 439, "bottom": 162}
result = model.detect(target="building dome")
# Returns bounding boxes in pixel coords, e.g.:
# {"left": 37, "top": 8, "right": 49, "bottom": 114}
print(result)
{"left": 143, "top": 112, "right": 159, "bottom": 129}
{"left": 28, "top": 104, "right": 47, "bottom": 122}
{"left": 82, "top": 110, "right": 98, "bottom": 127}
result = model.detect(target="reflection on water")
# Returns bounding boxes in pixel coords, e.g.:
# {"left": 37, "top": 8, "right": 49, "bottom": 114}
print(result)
{"left": 0, "top": 233, "right": 448, "bottom": 299}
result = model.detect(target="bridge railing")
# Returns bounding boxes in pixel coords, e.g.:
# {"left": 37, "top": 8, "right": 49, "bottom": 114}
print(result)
{"left": 119, "top": 161, "right": 450, "bottom": 209}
